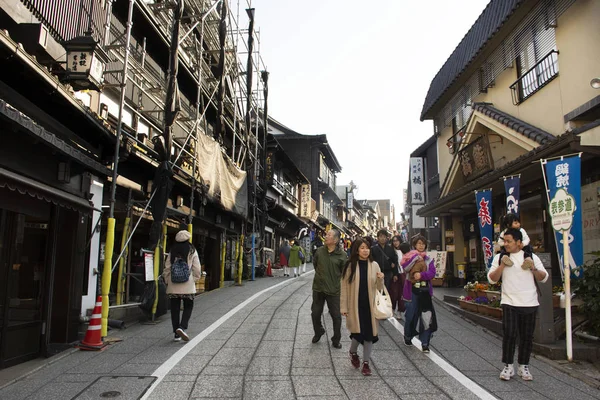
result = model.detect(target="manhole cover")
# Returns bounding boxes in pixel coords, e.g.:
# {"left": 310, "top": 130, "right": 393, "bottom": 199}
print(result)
{"left": 74, "top": 376, "right": 155, "bottom": 399}
{"left": 100, "top": 391, "right": 121, "bottom": 398}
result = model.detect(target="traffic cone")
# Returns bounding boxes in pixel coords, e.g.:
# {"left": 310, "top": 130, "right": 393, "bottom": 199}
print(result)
{"left": 77, "top": 296, "right": 107, "bottom": 351}
{"left": 266, "top": 259, "right": 273, "bottom": 277}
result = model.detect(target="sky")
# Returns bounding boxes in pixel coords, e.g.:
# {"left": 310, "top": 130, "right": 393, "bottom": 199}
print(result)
{"left": 247, "top": 0, "right": 490, "bottom": 221}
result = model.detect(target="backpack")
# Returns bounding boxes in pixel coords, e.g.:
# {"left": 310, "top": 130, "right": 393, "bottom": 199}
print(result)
{"left": 171, "top": 257, "right": 191, "bottom": 283}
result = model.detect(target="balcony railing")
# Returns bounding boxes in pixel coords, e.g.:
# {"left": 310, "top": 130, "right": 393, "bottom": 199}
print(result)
{"left": 510, "top": 50, "right": 559, "bottom": 105}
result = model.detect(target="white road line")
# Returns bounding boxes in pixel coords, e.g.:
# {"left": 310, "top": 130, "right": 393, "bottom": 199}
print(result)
{"left": 140, "top": 271, "right": 313, "bottom": 400}
{"left": 387, "top": 317, "right": 498, "bottom": 400}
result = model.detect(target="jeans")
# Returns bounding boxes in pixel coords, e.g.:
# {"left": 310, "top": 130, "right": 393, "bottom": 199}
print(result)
{"left": 170, "top": 297, "right": 194, "bottom": 332}
{"left": 311, "top": 290, "right": 341, "bottom": 344}
{"left": 404, "top": 295, "right": 432, "bottom": 346}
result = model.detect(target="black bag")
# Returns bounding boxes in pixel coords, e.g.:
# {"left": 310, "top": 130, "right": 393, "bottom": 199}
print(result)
{"left": 139, "top": 282, "right": 156, "bottom": 312}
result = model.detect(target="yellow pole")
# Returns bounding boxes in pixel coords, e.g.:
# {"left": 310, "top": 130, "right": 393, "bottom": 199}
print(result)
{"left": 564, "top": 231, "right": 573, "bottom": 361}
{"left": 188, "top": 223, "right": 193, "bottom": 242}
{"left": 237, "top": 234, "right": 244, "bottom": 285}
{"left": 220, "top": 236, "right": 226, "bottom": 288}
{"left": 101, "top": 218, "right": 116, "bottom": 337}
{"left": 152, "top": 224, "right": 167, "bottom": 319}
{"left": 116, "top": 217, "right": 130, "bottom": 305}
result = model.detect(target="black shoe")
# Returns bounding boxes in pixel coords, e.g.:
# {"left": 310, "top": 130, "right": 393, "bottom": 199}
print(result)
{"left": 404, "top": 338, "right": 412, "bottom": 346}
{"left": 332, "top": 341, "right": 342, "bottom": 349}
{"left": 422, "top": 345, "right": 430, "bottom": 353}
{"left": 312, "top": 328, "right": 325, "bottom": 343}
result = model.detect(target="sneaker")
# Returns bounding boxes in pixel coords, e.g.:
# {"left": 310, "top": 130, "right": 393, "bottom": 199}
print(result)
{"left": 518, "top": 364, "right": 533, "bottom": 381}
{"left": 312, "top": 327, "right": 325, "bottom": 343}
{"left": 173, "top": 334, "right": 181, "bottom": 342}
{"left": 522, "top": 258, "right": 534, "bottom": 271}
{"left": 501, "top": 255, "right": 513, "bottom": 267}
{"left": 176, "top": 328, "right": 190, "bottom": 342}
{"left": 332, "top": 341, "right": 342, "bottom": 349}
{"left": 404, "top": 338, "right": 412, "bottom": 347}
{"left": 499, "top": 364, "right": 515, "bottom": 381}
{"left": 361, "top": 362, "right": 372, "bottom": 376}
{"left": 349, "top": 351, "right": 360, "bottom": 368}
{"left": 422, "top": 345, "right": 430, "bottom": 353}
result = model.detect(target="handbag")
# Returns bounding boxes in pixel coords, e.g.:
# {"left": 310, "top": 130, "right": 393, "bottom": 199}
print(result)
{"left": 373, "top": 285, "right": 393, "bottom": 320}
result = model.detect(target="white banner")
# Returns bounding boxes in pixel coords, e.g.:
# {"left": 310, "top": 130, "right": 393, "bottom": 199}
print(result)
{"left": 412, "top": 205, "right": 426, "bottom": 229}
{"left": 410, "top": 157, "right": 425, "bottom": 204}
{"left": 300, "top": 184, "right": 311, "bottom": 218}
{"left": 427, "top": 250, "right": 447, "bottom": 278}
{"left": 347, "top": 191, "right": 354, "bottom": 209}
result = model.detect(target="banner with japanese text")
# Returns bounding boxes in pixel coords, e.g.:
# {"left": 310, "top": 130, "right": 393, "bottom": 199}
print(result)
{"left": 543, "top": 156, "right": 583, "bottom": 279}
{"left": 504, "top": 176, "right": 520, "bottom": 215}
{"left": 410, "top": 158, "right": 425, "bottom": 204}
{"left": 475, "top": 190, "right": 494, "bottom": 269}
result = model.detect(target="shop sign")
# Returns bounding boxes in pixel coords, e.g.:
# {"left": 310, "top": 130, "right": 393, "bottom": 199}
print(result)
{"left": 265, "top": 150, "right": 274, "bottom": 183}
{"left": 427, "top": 251, "right": 447, "bottom": 278}
{"left": 503, "top": 175, "right": 521, "bottom": 215}
{"left": 300, "top": 184, "right": 311, "bottom": 218}
{"left": 412, "top": 205, "right": 426, "bottom": 229}
{"left": 347, "top": 190, "right": 354, "bottom": 210}
{"left": 475, "top": 189, "right": 494, "bottom": 269}
{"left": 410, "top": 157, "right": 425, "bottom": 204}
{"left": 458, "top": 135, "right": 493, "bottom": 182}
{"left": 542, "top": 155, "right": 583, "bottom": 279}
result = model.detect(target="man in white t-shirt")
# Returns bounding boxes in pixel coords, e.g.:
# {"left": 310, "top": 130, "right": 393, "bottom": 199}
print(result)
{"left": 488, "top": 228, "right": 548, "bottom": 382}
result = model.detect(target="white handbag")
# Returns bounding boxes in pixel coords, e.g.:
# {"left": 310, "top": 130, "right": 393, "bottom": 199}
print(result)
{"left": 373, "top": 285, "right": 393, "bottom": 320}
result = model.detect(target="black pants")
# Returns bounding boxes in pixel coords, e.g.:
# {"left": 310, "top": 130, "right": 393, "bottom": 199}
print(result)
{"left": 170, "top": 297, "right": 194, "bottom": 333}
{"left": 311, "top": 291, "right": 341, "bottom": 344}
{"left": 502, "top": 305, "right": 537, "bottom": 365}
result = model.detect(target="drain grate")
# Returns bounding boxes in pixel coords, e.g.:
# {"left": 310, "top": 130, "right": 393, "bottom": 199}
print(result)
{"left": 74, "top": 376, "right": 155, "bottom": 399}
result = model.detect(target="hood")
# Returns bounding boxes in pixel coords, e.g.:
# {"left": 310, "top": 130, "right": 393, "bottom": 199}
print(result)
{"left": 175, "top": 230, "right": 192, "bottom": 242}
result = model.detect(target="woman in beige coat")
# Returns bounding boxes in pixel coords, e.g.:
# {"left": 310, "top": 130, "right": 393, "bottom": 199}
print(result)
{"left": 341, "top": 238, "right": 384, "bottom": 376}
{"left": 163, "top": 230, "right": 202, "bottom": 342}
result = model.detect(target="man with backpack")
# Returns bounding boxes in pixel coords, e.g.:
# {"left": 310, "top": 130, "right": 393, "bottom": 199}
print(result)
{"left": 163, "top": 230, "right": 202, "bottom": 342}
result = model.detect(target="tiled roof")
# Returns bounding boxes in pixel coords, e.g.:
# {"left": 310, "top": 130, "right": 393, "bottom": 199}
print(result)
{"left": 472, "top": 103, "right": 555, "bottom": 144}
{"left": 420, "top": 0, "right": 524, "bottom": 120}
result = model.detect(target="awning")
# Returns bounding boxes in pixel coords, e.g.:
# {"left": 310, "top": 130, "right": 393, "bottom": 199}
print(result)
{"left": 0, "top": 167, "right": 93, "bottom": 213}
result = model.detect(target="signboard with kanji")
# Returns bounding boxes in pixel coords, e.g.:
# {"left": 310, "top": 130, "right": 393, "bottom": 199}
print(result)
{"left": 265, "top": 151, "right": 274, "bottom": 183}
{"left": 409, "top": 157, "right": 425, "bottom": 204}
{"left": 549, "top": 188, "right": 575, "bottom": 232}
{"left": 300, "top": 184, "right": 311, "bottom": 218}
{"left": 427, "top": 251, "right": 447, "bottom": 278}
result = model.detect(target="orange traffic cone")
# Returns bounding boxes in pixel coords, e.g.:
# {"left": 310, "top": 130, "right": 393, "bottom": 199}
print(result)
{"left": 266, "top": 259, "right": 273, "bottom": 277}
{"left": 77, "top": 296, "right": 107, "bottom": 351}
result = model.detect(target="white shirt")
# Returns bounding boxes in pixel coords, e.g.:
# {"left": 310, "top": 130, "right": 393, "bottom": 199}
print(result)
{"left": 488, "top": 251, "right": 548, "bottom": 307}
{"left": 497, "top": 228, "right": 530, "bottom": 247}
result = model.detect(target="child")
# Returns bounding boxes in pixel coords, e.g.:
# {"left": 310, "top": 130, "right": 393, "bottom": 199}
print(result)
{"left": 497, "top": 213, "right": 534, "bottom": 270}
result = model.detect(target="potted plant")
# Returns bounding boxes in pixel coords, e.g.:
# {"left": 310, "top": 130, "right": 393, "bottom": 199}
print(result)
{"left": 475, "top": 282, "right": 489, "bottom": 298}
{"left": 474, "top": 296, "right": 490, "bottom": 315}
{"left": 572, "top": 253, "right": 600, "bottom": 338}
{"left": 464, "top": 281, "right": 477, "bottom": 299}
{"left": 487, "top": 297, "right": 503, "bottom": 319}
{"left": 458, "top": 296, "right": 477, "bottom": 312}
{"left": 485, "top": 281, "right": 501, "bottom": 301}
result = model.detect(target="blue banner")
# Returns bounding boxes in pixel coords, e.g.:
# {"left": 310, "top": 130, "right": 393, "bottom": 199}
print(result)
{"left": 504, "top": 176, "right": 520, "bottom": 216}
{"left": 475, "top": 190, "right": 494, "bottom": 269}
{"left": 544, "top": 156, "right": 584, "bottom": 278}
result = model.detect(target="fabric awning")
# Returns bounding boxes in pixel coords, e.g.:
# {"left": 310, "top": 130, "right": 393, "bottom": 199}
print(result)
{"left": 0, "top": 167, "right": 93, "bottom": 213}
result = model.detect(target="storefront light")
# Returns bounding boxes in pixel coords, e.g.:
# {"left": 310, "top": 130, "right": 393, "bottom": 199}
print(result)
{"left": 62, "top": 35, "right": 109, "bottom": 91}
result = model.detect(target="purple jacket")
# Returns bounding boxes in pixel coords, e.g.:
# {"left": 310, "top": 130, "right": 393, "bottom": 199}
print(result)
{"left": 400, "top": 252, "right": 436, "bottom": 301}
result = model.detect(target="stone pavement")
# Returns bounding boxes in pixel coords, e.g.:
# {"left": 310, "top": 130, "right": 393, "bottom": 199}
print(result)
{"left": 1, "top": 265, "right": 599, "bottom": 400}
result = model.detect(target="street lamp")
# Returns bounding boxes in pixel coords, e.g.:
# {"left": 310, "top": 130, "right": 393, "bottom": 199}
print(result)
{"left": 62, "top": 34, "right": 109, "bottom": 91}
{"left": 591, "top": 78, "right": 600, "bottom": 89}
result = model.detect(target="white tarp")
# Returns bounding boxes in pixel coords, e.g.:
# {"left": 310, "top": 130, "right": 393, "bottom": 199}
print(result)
{"left": 196, "top": 133, "right": 248, "bottom": 218}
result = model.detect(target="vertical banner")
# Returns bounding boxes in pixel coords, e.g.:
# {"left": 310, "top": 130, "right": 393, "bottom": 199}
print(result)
{"left": 475, "top": 190, "right": 494, "bottom": 269}
{"left": 299, "top": 184, "right": 311, "bottom": 218}
{"left": 347, "top": 190, "right": 354, "bottom": 209}
{"left": 410, "top": 157, "right": 425, "bottom": 204}
{"left": 504, "top": 175, "right": 520, "bottom": 215}
{"left": 543, "top": 155, "right": 583, "bottom": 279}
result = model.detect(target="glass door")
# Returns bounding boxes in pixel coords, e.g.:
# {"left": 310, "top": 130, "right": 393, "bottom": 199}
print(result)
{"left": 0, "top": 211, "right": 48, "bottom": 368}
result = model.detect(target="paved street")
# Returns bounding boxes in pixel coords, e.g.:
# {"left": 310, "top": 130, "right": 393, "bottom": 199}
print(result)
{"left": 1, "top": 265, "right": 599, "bottom": 400}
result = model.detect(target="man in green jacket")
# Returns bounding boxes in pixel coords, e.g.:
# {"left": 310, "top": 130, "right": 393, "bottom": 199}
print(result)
{"left": 311, "top": 228, "right": 347, "bottom": 349}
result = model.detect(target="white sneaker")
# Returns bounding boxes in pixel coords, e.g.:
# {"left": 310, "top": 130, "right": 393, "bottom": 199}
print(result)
{"left": 499, "top": 364, "right": 514, "bottom": 381}
{"left": 518, "top": 364, "right": 533, "bottom": 381}
{"left": 176, "top": 328, "right": 190, "bottom": 342}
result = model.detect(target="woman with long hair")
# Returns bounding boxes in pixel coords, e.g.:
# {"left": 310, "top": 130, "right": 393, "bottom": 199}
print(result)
{"left": 163, "top": 230, "right": 202, "bottom": 342}
{"left": 340, "top": 238, "right": 384, "bottom": 376}
{"left": 390, "top": 235, "right": 407, "bottom": 319}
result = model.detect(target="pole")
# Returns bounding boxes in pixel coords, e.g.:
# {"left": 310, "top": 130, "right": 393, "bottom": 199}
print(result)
{"left": 251, "top": 233, "right": 256, "bottom": 281}
{"left": 115, "top": 215, "right": 129, "bottom": 305}
{"left": 563, "top": 230, "right": 573, "bottom": 361}
{"left": 101, "top": 0, "right": 134, "bottom": 337}
{"left": 220, "top": 235, "right": 226, "bottom": 288}
{"left": 237, "top": 235, "right": 244, "bottom": 285}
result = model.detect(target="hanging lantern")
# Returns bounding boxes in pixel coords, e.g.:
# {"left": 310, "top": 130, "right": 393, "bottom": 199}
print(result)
{"left": 62, "top": 35, "right": 109, "bottom": 91}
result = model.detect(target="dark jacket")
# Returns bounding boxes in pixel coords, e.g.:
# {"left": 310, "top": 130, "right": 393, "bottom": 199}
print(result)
{"left": 312, "top": 245, "right": 347, "bottom": 296}
{"left": 371, "top": 243, "right": 399, "bottom": 276}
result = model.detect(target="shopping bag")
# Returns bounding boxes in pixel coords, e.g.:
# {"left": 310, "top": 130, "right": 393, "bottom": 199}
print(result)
{"left": 373, "top": 285, "right": 393, "bottom": 320}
